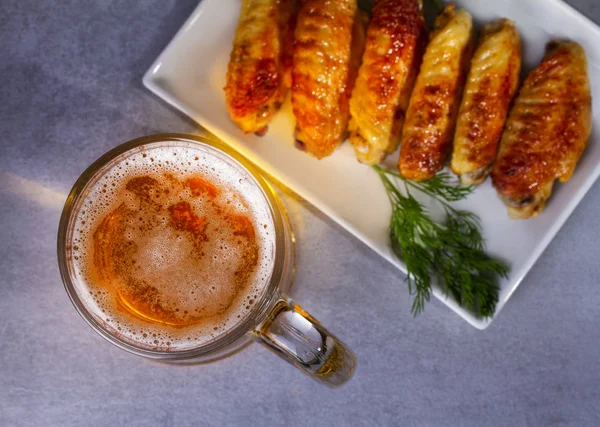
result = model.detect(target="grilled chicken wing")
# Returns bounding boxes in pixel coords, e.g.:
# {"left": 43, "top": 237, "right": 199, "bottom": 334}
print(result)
{"left": 225, "top": 0, "right": 297, "bottom": 135}
{"left": 399, "top": 5, "right": 474, "bottom": 181}
{"left": 348, "top": 0, "right": 427, "bottom": 165}
{"left": 292, "top": 0, "right": 367, "bottom": 159}
{"left": 491, "top": 41, "right": 592, "bottom": 219}
{"left": 451, "top": 19, "right": 521, "bottom": 185}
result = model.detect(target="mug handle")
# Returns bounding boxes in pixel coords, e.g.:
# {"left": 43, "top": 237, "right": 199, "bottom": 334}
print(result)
{"left": 251, "top": 295, "right": 356, "bottom": 387}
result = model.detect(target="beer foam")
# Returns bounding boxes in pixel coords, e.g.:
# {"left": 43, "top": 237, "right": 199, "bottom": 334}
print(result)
{"left": 68, "top": 142, "right": 277, "bottom": 352}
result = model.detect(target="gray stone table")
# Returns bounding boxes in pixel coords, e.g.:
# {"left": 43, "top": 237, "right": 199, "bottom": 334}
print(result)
{"left": 1, "top": 0, "right": 600, "bottom": 426}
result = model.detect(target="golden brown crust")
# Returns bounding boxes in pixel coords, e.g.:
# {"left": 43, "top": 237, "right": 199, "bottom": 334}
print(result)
{"left": 291, "top": 0, "right": 367, "bottom": 159}
{"left": 399, "top": 5, "right": 474, "bottom": 181}
{"left": 224, "top": 0, "right": 297, "bottom": 135}
{"left": 491, "top": 41, "right": 592, "bottom": 218}
{"left": 451, "top": 19, "right": 521, "bottom": 185}
{"left": 348, "top": 0, "right": 427, "bottom": 165}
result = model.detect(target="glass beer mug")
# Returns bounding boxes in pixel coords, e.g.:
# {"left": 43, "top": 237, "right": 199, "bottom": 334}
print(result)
{"left": 57, "top": 134, "right": 355, "bottom": 387}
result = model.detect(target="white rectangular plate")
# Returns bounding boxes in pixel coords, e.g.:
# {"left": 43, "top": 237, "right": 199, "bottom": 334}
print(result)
{"left": 143, "top": 0, "right": 600, "bottom": 329}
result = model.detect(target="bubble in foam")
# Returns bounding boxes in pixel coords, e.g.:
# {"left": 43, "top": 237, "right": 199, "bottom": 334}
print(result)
{"left": 68, "top": 143, "right": 277, "bottom": 352}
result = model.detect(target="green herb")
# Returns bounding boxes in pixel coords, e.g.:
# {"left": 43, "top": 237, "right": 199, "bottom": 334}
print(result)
{"left": 373, "top": 165, "right": 509, "bottom": 318}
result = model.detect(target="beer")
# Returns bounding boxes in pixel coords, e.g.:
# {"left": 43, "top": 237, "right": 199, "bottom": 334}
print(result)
{"left": 68, "top": 144, "right": 276, "bottom": 351}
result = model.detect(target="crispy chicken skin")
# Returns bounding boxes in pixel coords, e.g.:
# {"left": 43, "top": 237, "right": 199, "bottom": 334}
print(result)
{"left": 348, "top": 0, "right": 427, "bottom": 165}
{"left": 491, "top": 41, "right": 592, "bottom": 219}
{"left": 225, "top": 0, "right": 297, "bottom": 135}
{"left": 399, "top": 5, "right": 474, "bottom": 181}
{"left": 451, "top": 19, "right": 521, "bottom": 185}
{"left": 292, "top": 0, "right": 367, "bottom": 159}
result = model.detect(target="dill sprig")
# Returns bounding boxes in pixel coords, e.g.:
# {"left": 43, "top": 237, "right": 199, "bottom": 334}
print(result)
{"left": 373, "top": 165, "right": 509, "bottom": 318}
{"left": 377, "top": 168, "right": 473, "bottom": 202}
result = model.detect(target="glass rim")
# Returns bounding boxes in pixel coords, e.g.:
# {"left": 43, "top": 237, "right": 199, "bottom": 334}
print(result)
{"left": 57, "top": 133, "right": 288, "bottom": 360}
